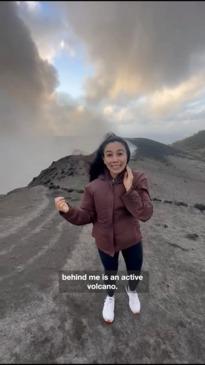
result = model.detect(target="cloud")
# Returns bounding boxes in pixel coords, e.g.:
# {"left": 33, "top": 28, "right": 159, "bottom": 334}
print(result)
{"left": 0, "top": 2, "right": 110, "bottom": 140}
{"left": 1, "top": 1, "right": 205, "bottom": 147}
{"left": 49, "top": 1, "right": 205, "bottom": 143}
{"left": 16, "top": 1, "right": 76, "bottom": 62}
{"left": 148, "top": 72, "right": 205, "bottom": 117}
{"left": 42, "top": 92, "right": 110, "bottom": 137}
{"left": 0, "top": 2, "right": 111, "bottom": 195}
{"left": 60, "top": 1, "right": 205, "bottom": 102}
{"left": 0, "top": 2, "right": 59, "bottom": 135}
{"left": 100, "top": 77, "right": 205, "bottom": 144}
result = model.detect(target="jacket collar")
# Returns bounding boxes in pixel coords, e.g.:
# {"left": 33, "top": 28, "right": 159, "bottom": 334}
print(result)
{"left": 99, "top": 167, "right": 126, "bottom": 184}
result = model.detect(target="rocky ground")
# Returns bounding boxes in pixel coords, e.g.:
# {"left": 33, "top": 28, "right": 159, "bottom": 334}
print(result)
{"left": 0, "top": 154, "right": 205, "bottom": 363}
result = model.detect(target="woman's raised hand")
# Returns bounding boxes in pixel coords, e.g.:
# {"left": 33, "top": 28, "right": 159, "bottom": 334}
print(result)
{"left": 54, "top": 197, "right": 70, "bottom": 213}
{"left": 123, "top": 165, "right": 134, "bottom": 192}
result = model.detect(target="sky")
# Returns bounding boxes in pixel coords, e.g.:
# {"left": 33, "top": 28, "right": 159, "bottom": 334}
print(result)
{"left": 1, "top": 1, "right": 205, "bottom": 194}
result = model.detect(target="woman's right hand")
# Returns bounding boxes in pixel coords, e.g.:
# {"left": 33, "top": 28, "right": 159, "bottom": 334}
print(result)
{"left": 54, "top": 197, "right": 70, "bottom": 213}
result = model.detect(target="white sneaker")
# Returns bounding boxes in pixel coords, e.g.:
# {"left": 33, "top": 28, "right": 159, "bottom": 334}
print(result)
{"left": 126, "top": 286, "right": 141, "bottom": 314}
{"left": 102, "top": 295, "right": 115, "bottom": 323}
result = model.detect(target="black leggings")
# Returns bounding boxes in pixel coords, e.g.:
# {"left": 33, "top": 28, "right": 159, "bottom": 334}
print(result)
{"left": 98, "top": 241, "right": 143, "bottom": 296}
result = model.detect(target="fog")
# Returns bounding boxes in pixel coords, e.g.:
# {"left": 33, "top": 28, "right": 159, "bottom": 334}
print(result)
{"left": 0, "top": 136, "right": 103, "bottom": 195}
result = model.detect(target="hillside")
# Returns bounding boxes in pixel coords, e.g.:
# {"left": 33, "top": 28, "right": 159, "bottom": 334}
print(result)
{"left": 28, "top": 137, "right": 192, "bottom": 194}
{"left": 171, "top": 130, "right": 205, "bottom": 161}
{"left": 0, "top": 137, "right": 205, "bottom": 363}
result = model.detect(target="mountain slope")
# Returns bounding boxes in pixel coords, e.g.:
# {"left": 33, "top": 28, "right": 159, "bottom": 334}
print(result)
{"left": 0, "top": 148, "right": 205, "bottom": 363}
{"left": 126, "top": 137, "right": 190, "bottom": 161}
{"left": 171, "top": 130, "right": 205, "bottom": 161}
{"left": 28, "top": 137, "right": 192, "bottom": 192}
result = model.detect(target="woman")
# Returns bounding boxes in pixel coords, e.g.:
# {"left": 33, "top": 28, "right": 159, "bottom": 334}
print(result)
{"left": 55, "top": 135, "right": 153, "bottom": 324}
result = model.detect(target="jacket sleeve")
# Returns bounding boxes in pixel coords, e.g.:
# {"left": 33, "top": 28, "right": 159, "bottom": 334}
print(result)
{"left": 59, "top": 185, "right": 96, "bottom": 225}
{"left": 121, "top": 172, "right": 153, "bottom": 222}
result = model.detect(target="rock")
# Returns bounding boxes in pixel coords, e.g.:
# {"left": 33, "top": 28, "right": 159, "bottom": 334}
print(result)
{"left": 185, "top": 233, "right": 199, "bottom": 240}
{"left": 194, "top": 203, "right": 205, "bottom": 212}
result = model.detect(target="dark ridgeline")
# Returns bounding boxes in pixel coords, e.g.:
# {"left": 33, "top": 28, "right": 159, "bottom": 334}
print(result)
{"left": 28, "top": 135, "right": 192, "bottom": 190}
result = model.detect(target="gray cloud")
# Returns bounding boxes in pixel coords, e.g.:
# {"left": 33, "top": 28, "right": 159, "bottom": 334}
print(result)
{"left": 0, "top": 2, "right": 109, "bottom": 137}
{"left": 0, "top": 2, "right": 112, "bottom": 194}
{"left": 43, "top": 92, "right": 110, "bottom": 137}
{"left": 60, "top": 1, "right": 205, "bottom": 101}
{"left": 0, "top": 2, "right": 58, "bottom": 135}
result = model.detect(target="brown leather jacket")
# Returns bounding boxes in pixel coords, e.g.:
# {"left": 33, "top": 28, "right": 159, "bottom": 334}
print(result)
{"left": 59, "top": 168, "right": 153, "bottom": 256}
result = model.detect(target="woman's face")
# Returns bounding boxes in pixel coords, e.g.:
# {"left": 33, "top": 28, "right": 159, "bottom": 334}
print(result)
{"left": 103, "top": 142, "right": 128, "bottom": 177}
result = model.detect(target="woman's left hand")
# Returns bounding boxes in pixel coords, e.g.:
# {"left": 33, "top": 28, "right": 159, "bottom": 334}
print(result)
{"left": 123, "top": 165, "right": 134, "bottom": 192}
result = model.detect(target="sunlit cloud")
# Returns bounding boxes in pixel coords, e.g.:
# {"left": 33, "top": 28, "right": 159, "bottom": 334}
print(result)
{"left": 16, "top": 1, "right": 76, "bottom": 62}
{"left": 60, "top": 40, "right": 65, "bottom": 49}
{"left": 103, "top": 105, "right": 115, "bottom": 117}
{"left": 77, "top": 105, "right": 85, "bottom": 113}
{"left": 16, "top": 1, "right": 41, "bottom": 12}
{"left": 149, "top": 72, "right": 205, "bottom": 117}
{"left": 59, "top": 40, "right": 75, "bottom": 58}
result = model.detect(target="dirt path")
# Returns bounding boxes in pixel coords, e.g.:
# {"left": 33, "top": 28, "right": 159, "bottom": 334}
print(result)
{"left": 0, "top": 184, "right": 204, "bottom": 363}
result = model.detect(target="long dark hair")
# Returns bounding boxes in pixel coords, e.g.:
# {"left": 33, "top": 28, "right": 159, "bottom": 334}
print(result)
{"left": 89, "top": 135, "right": 131, "bottom": 182}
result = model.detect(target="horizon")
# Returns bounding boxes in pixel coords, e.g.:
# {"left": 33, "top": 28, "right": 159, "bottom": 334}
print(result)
{"left": 0, "top": 129, "right": 203, "bottom": 196}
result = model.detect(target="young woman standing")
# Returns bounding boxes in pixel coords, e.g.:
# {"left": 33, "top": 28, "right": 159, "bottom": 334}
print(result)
{"left": 55, "top": 135, "right": 153, "bottom": 324}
